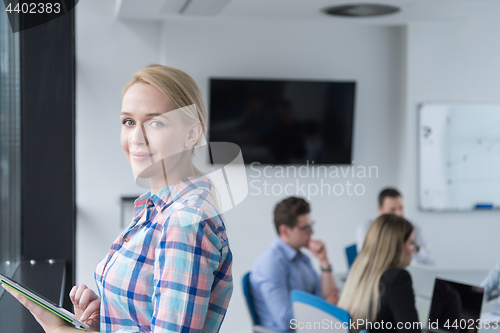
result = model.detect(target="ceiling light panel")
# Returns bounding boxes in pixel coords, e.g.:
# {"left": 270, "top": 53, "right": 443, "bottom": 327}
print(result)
{"left": 116, "top": 0, "right": 188, "bottom": 19}
{"left": 162, "top": 0, "right": 189, "bottom": 14}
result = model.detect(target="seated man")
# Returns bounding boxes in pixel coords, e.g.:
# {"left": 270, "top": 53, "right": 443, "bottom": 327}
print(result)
{"left": 355, "top": 187, "right": 435, "bottom": 266}
{"left": 250, "top": 197, "right": 339, "bottom": 332}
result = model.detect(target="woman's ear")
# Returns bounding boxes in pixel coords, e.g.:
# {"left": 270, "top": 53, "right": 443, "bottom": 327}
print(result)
{"left": 185, "top": 121, "right": 203, "bottom": 150}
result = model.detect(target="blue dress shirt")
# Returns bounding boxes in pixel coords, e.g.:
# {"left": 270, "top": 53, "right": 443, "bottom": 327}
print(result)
{"left": 250, "top": 237, "right": 322, "bottom": 332}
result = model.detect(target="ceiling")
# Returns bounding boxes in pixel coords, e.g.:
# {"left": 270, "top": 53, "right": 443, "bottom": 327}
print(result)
{"left": 115, "top": 0, "right": 499, "bottom": 25}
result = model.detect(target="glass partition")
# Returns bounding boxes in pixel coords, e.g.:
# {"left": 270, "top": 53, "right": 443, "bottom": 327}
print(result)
{"left": 0, "top": 2, "right": 21, "bottom": 278}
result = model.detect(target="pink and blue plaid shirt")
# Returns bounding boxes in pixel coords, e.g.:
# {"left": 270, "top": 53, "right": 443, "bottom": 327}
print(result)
{"left": 95, "top": 175, "right": 233, "bottom": 332}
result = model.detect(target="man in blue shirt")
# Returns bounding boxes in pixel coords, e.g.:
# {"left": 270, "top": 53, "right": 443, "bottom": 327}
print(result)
{"left": 355, "top": 188, "right": 435, "bottom": 266}
{"left": 250, "top": 197, "right": 339, "bottom": 332}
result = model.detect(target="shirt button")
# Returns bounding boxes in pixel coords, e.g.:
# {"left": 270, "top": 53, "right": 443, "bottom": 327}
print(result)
{"left": 124, "top": 236, "right": 130, "bottom": 242}
{"left": 147, "top": 200, "right": 154, "bottom": 207}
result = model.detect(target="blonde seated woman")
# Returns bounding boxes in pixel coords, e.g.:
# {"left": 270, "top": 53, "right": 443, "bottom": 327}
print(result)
{"left": 338, "top": 214, "right": 420, "bottom": 333}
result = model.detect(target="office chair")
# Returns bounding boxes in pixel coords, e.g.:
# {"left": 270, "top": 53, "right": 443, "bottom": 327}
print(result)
{"left": 291, "top": 290, "right": 350, "bottom": 333}
{"left": 242, "top": 272, "right": 280, "bottom": 333}
{"left": 291, "top": 290, "right": 369, "bottom": 333}
{"left": 345, "top": 244, "right": 358, "bottom": 269}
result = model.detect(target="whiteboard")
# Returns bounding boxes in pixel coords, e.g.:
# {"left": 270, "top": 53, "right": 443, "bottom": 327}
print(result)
{"left": 419, "top": 103, "right": 500, "bottom": 211}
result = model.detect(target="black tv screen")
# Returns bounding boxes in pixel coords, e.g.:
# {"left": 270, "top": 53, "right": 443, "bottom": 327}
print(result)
{"left": 209, "top": 78, "right": 356, "bottom": 165}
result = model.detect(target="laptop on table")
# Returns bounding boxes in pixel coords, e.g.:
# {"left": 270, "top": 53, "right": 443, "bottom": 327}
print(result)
{"left": 424, "top": 278, "right": 484, "bottom": 333}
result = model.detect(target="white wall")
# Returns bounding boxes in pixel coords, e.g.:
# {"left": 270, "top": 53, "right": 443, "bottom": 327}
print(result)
{"left": 399, "top": 19, "right": 500, "bottom": 271}
{"left": 161, "top": 17, "right": 405, "bottom": 333}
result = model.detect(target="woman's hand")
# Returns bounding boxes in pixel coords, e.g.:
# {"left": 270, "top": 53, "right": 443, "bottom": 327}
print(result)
{"left": 1, "top": 284, "right": 71, "bottom": 333}
{"left": 69, "top": 284, "right": 101, "bottom": 332}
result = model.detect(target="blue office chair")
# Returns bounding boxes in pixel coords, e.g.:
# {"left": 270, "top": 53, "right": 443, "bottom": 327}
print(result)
{"left": 345, "top": 243, "right": 358, "bottom": 269}
{"left": 291, "top": 290, "right": 370, "bottom": 333}
{"left": 291, "top": 290, "right": 350, "bottom": 333}
{"left": 242, "top": 272, "right": 280, "bottom": 333}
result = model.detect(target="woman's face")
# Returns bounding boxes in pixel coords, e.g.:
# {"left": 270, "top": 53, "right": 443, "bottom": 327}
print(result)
{"left": 120, "top": 82, "right": 193, "bottom": 184}
{"left": 401, "top": 230, "right": 416, "bottom": 267}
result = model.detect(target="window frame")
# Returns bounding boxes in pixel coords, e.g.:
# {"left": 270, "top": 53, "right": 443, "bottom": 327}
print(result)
{"left": 19, "top": 2, "right": 76, "bottom": 311}
{"left": 0, "top": 0, "right": 21, "bottom": 280}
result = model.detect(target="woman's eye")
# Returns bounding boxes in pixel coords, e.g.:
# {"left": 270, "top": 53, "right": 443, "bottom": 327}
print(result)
{"left": 149, "top": 120, "right": 164, "bottom": 128}
{"left": 122, "top": 119, "right": 134, "bottom": 126}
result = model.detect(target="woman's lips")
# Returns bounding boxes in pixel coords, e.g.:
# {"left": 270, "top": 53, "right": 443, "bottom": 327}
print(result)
{"left": 130, "top": 151, "right": 153, "bottom": 162}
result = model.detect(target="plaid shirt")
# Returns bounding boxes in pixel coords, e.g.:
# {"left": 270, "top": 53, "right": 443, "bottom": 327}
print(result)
{"left": 95, "top": 175, "right": 233, "bottom": 332}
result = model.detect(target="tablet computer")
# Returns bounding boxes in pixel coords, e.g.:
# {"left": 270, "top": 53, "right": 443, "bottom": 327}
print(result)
{"left": 0, "top": 273, "right": 90, "bottom": 330}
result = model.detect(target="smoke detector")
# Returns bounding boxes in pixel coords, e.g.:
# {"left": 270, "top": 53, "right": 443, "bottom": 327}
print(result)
{"left": 322, "top": 3, "right": 400, "bottom": 17}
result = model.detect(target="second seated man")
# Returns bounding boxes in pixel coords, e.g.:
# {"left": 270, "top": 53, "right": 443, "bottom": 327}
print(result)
{"left": 355, "top": 187, "right": 435, "bottom": 266}
{"left": 250, "top": 196, "right": 339, "bottom": 332}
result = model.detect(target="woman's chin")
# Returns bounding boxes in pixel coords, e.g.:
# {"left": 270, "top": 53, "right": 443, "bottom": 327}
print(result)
{"left": 133, "top": 163, "right": 163, "bottom": 179}
{"left": 131, "top": 157, "right": 185, "bottom": 186}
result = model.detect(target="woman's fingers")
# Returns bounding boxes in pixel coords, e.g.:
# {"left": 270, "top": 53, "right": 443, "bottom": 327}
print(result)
{"left": 84, "top": 316, "right": 101, "bottom": 332}
{"left": 69, "top": 285, "right": 78, "bottom": 303}
{"left": 69, "top": 285, "right": 81, "bottom": 316}
{"left": 73, "top": 284, "right": 88, "bottom": 305}
{"left": 80, "top": 298, "right": 100, "bottom": 322}
{"left": 69, "top": 284, "right": 100, "bottom": 327}
{"left": 85, "top": 318, "right": 100, "bottom": 332}
{"left": 70, "top": 284, "right": 95, "bottom": 319}
{"left": 79, "top": 288, "right": 98, "bottom": 310}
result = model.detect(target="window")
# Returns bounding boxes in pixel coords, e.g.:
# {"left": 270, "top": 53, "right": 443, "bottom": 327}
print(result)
{"left": 0, "top": 3, "right": 75, "bottom": 312}
{"left": 0, "top": 2, "right": 21, "bottom": 278}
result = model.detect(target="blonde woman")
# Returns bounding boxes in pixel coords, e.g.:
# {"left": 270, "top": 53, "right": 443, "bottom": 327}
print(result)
{"left": 2, "top": 64, "right": 233, "bottom": 332}
{"left": 338, "top": 214, "right": 419, "bottom": 333}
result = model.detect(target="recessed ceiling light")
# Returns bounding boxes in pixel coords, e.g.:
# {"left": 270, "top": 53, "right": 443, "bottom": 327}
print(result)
{"left": 323, "top": 3, "right": 400, "bottom": 17}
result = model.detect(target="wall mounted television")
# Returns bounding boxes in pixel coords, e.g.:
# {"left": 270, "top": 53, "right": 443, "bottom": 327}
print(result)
{"left": 209, "top": 78, "right": 356, "bottom": 165}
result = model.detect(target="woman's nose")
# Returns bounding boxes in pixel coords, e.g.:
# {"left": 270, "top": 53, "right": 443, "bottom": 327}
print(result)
{"left": 130, "top": 124, "right": 149, "bottom": 146}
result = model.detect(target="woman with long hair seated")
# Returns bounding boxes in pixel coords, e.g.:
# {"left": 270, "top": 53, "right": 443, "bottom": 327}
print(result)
{"left": 338, "top": 214, "right": 420, "bottom": 333}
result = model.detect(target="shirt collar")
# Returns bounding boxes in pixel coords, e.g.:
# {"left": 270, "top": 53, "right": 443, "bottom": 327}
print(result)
{"left": 133, "top": 175, "right": 212, "bottom": 216}
{"left": 274, "top": 237, "right": 301, "bottom": 261}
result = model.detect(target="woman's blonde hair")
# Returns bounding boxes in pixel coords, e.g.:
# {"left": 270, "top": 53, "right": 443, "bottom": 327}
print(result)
{"left": 337, "top": 214, "right": 413, "bottom": 332}
{"left": 123, "top": 64, "right": 218, "bottom": 203}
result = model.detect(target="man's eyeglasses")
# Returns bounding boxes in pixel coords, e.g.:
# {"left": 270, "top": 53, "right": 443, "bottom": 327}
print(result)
{"left": 295, "top": 221, "right": 315, "bottom": 233}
